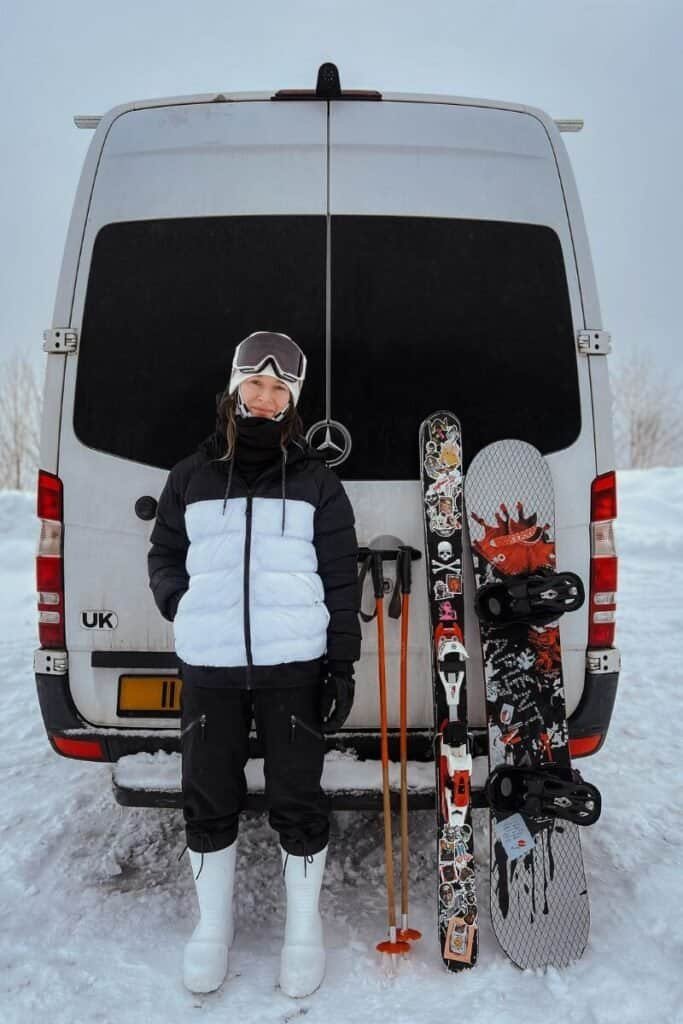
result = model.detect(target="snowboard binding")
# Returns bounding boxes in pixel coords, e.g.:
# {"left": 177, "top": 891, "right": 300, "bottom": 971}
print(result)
{"left": 485, "top": 765, "right": 602, "bottom": 826}
{"left": 474, "top": 569, "right": 585, "bottom": 628}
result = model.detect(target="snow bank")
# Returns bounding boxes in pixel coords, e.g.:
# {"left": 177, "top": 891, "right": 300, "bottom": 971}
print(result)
{"left": 1, "top": 471, "right": 682, "bottom": 1023}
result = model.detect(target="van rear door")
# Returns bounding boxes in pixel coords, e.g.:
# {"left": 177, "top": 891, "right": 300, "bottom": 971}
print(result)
{"left": 327, "top": 100, "right": 594, "bottom": 730}
{"left": 59, "top": 100, "right": 328, "bottom": 727}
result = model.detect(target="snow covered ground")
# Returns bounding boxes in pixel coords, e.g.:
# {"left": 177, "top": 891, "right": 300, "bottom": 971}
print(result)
{"left": 2, "top": 469, "right": 682, "bottom": 1024}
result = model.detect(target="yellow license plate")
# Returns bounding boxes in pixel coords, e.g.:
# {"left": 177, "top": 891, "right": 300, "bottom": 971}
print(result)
{"left": 118, "top": 675, "right": 183, "bottom": 716}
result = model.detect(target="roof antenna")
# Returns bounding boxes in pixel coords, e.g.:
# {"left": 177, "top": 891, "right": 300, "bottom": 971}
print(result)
{"left": 316, "top": 63, "right": 342, "bottom": 100}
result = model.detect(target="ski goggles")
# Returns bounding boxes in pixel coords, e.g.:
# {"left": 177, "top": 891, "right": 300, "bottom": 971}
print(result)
{"left": 232, "top": 332, "right": 307, "bottom": 384}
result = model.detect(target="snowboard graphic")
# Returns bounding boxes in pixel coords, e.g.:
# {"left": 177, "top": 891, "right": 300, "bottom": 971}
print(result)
{"left": 419, "top": 412, "right": 478, "bottom": 970}
{"left": 465, "top": 440, "right": 591, "bottom": 969}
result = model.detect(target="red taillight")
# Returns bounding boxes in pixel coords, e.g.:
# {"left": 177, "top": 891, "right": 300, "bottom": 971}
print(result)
{"left": 591, "top": 471, "right": 618, "bottom": 522}
{"left": 589, "top": 557, "right": 618, "bottom": 647}
{"left": 37, "top": 553, "right": 62, "bottom": 590}
{"left": 37, "top": 470, "right": 63, "bottom": 521}
{"left": 36, "top": 470, "right": 65, "bottom": 648}
{"left": 51, "top": 735, "right": 107, "bottom": 761}
{"left": 569, "top": 734, "right": 604, "bottom": 758}
{"left": 589, "top": 472, "right": 618, "bottom": 648}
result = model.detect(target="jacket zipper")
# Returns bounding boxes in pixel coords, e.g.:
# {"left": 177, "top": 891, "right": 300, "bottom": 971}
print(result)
{"left": 243, "top": 489, "right": 254, "bottom": 688}
{"left": 229, "top": 456, "right": 287, "bottom": 688}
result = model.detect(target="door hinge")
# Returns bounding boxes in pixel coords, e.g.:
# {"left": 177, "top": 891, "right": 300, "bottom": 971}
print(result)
{"left": 34, "top": 649, "right": 69, "bottom": 675}
{"left": 586, "top": 647, "right": 621, "bottom": 675}
{"left": 43, "top": 328, "right": 78, "bottom": 354}
{"left": 577, "top": 330, "right": 612, "bottom": 355}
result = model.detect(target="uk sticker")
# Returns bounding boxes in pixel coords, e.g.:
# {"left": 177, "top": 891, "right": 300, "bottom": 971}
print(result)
{"left": 494, "top": 813, "right": 535, "bottom": 862}
{"left": 80, "top": 610, "right": 118, "bottom": 630}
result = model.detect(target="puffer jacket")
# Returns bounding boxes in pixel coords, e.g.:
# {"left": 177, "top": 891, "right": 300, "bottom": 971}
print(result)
{"left": 147, "top": 430, "right": 361, "bottom": 688}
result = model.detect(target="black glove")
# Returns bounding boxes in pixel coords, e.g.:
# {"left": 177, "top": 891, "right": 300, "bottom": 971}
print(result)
{"left": 319, "top": 660, "right": 355, "bottom": 733}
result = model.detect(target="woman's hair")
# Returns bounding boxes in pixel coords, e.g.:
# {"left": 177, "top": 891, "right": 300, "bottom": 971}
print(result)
{"left": 215, "top": 389, "right": 305, "bottom": 461}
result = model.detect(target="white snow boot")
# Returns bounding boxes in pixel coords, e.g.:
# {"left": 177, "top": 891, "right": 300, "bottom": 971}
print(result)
{"left": 183, "top": 842, "right": 237, "bottom": 994}
{"left": 279, "top": 845, "right": 327, "bottom": 998}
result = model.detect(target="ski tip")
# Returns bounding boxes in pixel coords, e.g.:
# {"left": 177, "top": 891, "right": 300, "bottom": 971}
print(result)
{"left": 420, "top": 410, "right": 461, "bottom": 428}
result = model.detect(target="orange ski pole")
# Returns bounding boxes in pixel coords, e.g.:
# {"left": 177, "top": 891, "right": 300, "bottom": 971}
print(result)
{"left": 372, "top": 550, "right": 410, "bottom": 959}
{"left": 396, "top": 546, "right": 422, "bottom": 944}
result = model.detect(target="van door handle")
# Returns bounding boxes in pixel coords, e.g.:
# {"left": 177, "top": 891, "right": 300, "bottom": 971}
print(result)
{"left": 135, "top": 496, "right": 158, "bottom": 521}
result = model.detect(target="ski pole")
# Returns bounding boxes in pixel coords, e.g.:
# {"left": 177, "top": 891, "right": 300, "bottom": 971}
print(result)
{"left": 372, "top": 549, "right": 410, "bottom": 959}
{"left": 396, "top": 546, "right": 422, "bottom": 944}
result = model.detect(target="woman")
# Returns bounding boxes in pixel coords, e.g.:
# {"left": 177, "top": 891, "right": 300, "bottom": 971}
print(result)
{"left": 147, "top": 331, "right": 361, "bottom": 997}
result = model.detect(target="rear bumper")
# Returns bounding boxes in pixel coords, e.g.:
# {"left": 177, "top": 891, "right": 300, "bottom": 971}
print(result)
{"left": 113, "top": 755, "right": 444, "bottom": 812}
{"left": 34, "top": 649, "right": 621, "bottom": 807}
{"left": 566, "top": 669, "right": 619, "bottom": 753}
{"left": 35, "top": 667, "right": 444, "bottom": 809}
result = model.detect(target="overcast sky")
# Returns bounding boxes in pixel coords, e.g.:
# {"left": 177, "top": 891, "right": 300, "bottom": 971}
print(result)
{"left": 2, "top": 0, "right": 680, "bottom": 386}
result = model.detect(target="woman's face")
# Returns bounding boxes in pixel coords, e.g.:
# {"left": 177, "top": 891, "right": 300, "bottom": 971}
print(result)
{"left": 240, "top": 375, "right": 290, "bottom": 418}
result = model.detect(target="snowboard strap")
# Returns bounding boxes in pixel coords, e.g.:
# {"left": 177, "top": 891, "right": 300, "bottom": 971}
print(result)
{"left": 475, "top": 570, "right": 585, "bottom": 627}
{"left": 485, "top": 765, "right": 602, "bottom": 826}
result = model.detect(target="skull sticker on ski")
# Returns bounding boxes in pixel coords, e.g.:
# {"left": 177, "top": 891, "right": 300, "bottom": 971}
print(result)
{"left": 419, "top": 411, "right": 478, "bottom": 971}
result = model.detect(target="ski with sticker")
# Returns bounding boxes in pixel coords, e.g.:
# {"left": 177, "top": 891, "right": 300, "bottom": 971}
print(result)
{"left": 419, "top": 411, "right": 478, "bottom": 970}
{"left": 464, "top": 439, "right": 601, "bottom": 969}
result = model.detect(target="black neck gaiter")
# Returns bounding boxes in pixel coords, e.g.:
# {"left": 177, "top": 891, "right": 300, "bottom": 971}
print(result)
{"left": 234, "top": 416, "right": 284, "bottom": 485}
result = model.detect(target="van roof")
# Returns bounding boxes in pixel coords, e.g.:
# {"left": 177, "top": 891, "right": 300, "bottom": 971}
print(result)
{"left": 74, "top": 91, "right": 583, "bottom": 133}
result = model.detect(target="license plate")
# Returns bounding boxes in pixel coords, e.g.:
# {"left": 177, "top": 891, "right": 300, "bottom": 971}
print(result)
{"left": 118, "top": 675, "right": 183, "bottom": 717}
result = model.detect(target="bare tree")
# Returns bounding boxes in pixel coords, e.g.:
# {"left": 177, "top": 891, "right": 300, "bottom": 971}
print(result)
{"left": 0, "top": 353, "right": 43, "bottom": 491}
{"left": 610, "top": 351, "right": 683, "bottom": 469}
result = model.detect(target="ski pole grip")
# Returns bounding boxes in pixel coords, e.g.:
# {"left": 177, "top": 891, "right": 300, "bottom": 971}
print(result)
{"left": 398, "top": 545, "right": 413, "bottom": 594}
{"left": 370, "top": 550, "right": 385, "bottom": 600}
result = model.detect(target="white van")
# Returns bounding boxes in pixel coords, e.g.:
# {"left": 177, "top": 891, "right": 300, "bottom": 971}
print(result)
{"left": 35, "top": 65, "right": 621, "bottom": 809}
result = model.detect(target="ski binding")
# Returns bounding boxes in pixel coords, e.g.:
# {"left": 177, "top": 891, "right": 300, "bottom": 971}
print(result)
{"left": 435, "top": 623, "right": 469, "bottom": 703}
{"left": 439, "top": 726, "right": 472, "bottom": 829}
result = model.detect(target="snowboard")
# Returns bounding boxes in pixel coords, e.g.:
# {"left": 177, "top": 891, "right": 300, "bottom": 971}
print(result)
{"left": 464, "top": 439, "right": 591, "bottom": 969}
{"left": 419, "top": 412, "right": 478, "bottom": 970}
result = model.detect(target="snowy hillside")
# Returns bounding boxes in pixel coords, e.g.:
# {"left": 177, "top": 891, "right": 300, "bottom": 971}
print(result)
{"left": 2, "top": 470, "right": 682, "bottom": 1023}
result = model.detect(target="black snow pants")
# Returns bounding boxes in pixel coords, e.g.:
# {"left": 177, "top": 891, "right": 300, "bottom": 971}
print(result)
{"left": 179, "top": 680, "right": 330, "bottom": 861}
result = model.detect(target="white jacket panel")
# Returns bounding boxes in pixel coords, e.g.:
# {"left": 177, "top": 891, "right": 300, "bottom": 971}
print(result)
{"left": 173, "top": 496, "right": 329, "bottom": 668}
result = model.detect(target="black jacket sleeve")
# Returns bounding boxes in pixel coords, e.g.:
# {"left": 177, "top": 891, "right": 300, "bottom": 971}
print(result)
{"left": 314, "top": 469, "right": 361, "bottom": 663}
{"left": 148, "top": 467, "right": 190, "bottom": 622}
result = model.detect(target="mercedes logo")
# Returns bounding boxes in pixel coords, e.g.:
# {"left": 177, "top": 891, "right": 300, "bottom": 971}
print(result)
{"left": 306, "top": 419, "right": 352, "bottom": 467}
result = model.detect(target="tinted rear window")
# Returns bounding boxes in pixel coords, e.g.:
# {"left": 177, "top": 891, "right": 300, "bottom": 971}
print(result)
{"left": 75, "top": 216, "right": 326, "bottom": 470}
{"left": 75, "top": 215, "right": 580, "bottom": 477}
{"left": 331, "top": 216, "right": 580, "bottom": 479}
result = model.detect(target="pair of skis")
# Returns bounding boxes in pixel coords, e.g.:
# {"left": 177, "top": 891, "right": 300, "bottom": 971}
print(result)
{"left": 419, "top": 412, "right": 601, "bottom": 972}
